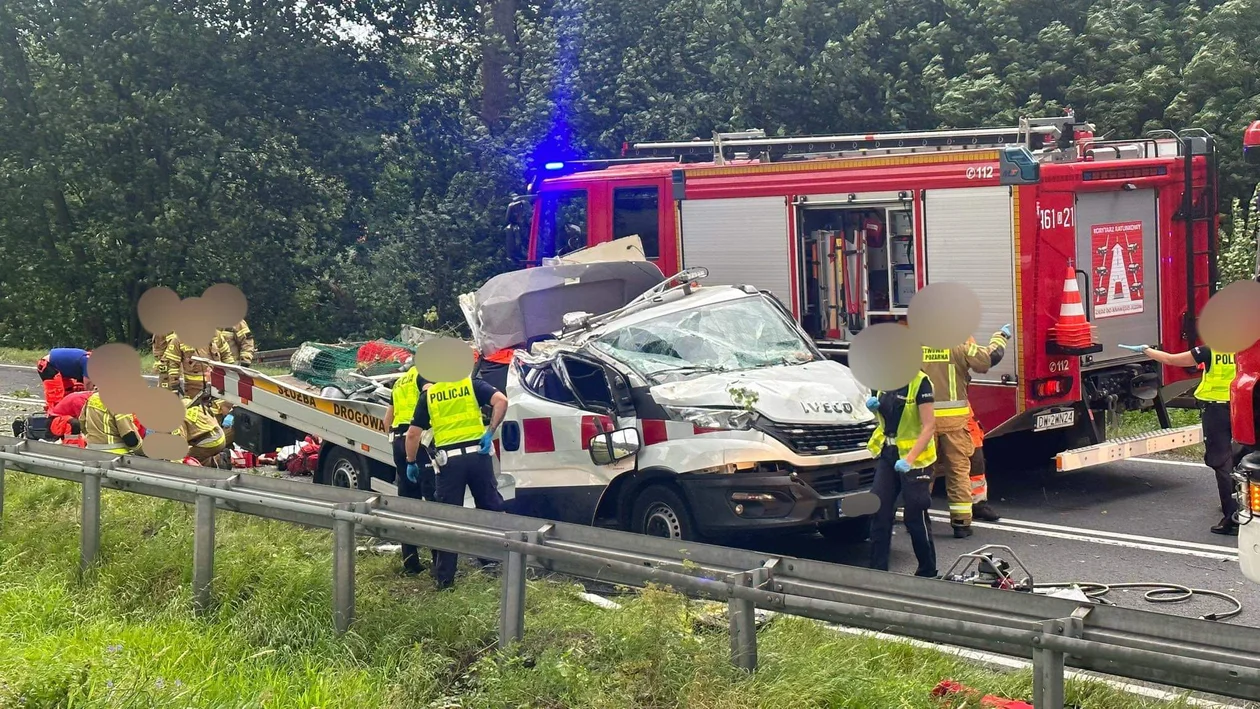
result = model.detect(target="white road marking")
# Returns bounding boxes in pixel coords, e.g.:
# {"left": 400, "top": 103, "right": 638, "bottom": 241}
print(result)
{"left": 957, "top": 513, "right": 1235, "bottom": 553}
{"left": 0, "top": 363, "right": 35, "bottom": 371}
{"left": 924, "top": 512, "right": 1238, "bottom": 562}
{"left": 0, "top": 395, "right": 41, "bottom": 407}
{"left": 1129, "top": 456, "right": 1211, "bottom": 469}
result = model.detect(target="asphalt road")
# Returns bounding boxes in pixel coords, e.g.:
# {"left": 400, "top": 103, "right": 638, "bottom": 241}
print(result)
{"left": 2, "top": 362, "right": 1253, "bottom": 628}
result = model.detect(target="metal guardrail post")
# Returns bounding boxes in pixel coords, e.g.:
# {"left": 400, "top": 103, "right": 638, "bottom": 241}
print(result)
{"left": 193, "top": 482, "right": 217, "bottom": 614}
{"left": 332, "top": 505, "right": 356, "bottom": 634}
{"left": 729, "top": 569, "right": 764, "bottom": 672}
{"left": 1033, "top": 606, "right": 1089, "bottom": 709}
{"left": 0, "top": 457, "right": 6, "bottom": 530}
{"left": 499, "top": 531, "right": 529, "bottom": 650}
{"left": 80, "top": 469, "right": 102, "bottom": 577}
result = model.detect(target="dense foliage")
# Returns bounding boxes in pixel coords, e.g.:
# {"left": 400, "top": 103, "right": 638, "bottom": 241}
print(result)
{"left": 1, "top": 0, "right": 1257, "bottom": 348}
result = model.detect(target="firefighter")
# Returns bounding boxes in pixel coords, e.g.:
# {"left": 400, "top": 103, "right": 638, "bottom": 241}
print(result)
{"left": 404, "top": 374, "right": 508, "bottom": 590}
{"left": 922, "top": 325, "right": 1011, "bottom": 538}
{"left": 152, "top": 332, "right": 176, "bottom": 389}
{"left": 163, "top": 335, "right": 216, "bottom": 399}
{"left": 383, "top": 359, "right": 435, "bottom": 575}
{"left": 214, "top": 320, "right": 256, "bottom": 366}
{"left": 82, "top": 391, "right": 143, "bottom": 455}
{"left": 36, "top": 348, "right": 91, "bottom": 410}
{"left": 179, "top": 398, "right": 228, "bottom": 466}
{"left": 865, "top": 369, "right": 938, "bottom": 577}
{"left": 1121, "top": 342, "right": 1238, "bottom": 535}
{"left": 965, "top": 408, "right": 991, "bottom": 515}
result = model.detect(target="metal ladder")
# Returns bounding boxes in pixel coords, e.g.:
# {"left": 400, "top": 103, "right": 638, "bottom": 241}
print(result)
{"left": 623, "top": 114, "right": 1089, "bottom": 163}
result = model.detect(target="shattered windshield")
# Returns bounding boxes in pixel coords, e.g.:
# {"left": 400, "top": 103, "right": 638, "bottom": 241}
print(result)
{"left": 589, "top": 295, "right": 816, "bottom": 382}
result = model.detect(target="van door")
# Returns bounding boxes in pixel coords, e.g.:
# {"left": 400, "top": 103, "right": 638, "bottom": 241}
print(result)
{"left": 1074, "top": 189, "right": 1159, "bottom": 367}
{"left": 499, "top": 357, "right": 634, "bottom": 525}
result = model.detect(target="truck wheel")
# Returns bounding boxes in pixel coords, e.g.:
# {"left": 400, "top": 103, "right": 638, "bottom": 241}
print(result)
{"left": 818, "top": 516, "right": 872, "bottom": 543}
{"left": 320, "top": 447, "right": 371, "bottom": 491}
{"left": 630, "top": 484, "right": 699, "bottom": 541}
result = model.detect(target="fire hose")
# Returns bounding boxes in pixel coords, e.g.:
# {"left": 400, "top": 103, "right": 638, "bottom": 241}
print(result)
{"left": 946, "top": 545, "right": 1243, "bottom": 621}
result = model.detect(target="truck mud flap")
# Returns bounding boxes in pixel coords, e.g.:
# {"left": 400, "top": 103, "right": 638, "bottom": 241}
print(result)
{"left": 1054, "top": 424, "right": 1203, "bottom": 472}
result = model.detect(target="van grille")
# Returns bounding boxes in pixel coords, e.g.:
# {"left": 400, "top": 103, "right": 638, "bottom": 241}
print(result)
{"left": 803, "top": 468, "right": 877, "bottom": 496}
{"left": 756, "top": 420, "right": 876, "bottom": 456}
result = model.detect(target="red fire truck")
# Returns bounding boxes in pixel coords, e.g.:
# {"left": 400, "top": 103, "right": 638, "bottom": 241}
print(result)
{"left": 504, "top": 113, "right": 1220, "bottom": 468}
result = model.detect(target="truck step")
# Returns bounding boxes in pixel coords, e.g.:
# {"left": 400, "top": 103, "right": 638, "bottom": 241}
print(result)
{"left": 1054, "top": 425, "right": 1203, "bottom": 472}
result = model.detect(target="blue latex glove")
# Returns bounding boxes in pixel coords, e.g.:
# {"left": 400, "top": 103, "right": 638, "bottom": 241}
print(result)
{"left": 894, "top": 458, "right": 911, "bottom": 474}
{"left": 479, "top": 429, "right": 494, "bottom": 455}
{"left": 222, "top": 413, "right": 234, "bottom": 429}
{"left": 865, "top": 396, "right": 880, "bottom": 410}
{"left": 1119, "top": 344, "right": 1149, "bottom": 353}
{"left": 406, "top": 462, "right": 419, "bottom": 483}
{"left": 1000, "top": 323, "right": 1013, "bottom": 339}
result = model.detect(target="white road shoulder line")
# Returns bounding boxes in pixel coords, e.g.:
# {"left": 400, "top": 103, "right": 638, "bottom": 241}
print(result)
{"left": 1129, "top": 456, "right": 1211, "bottom": 469}
{"left": 0, "top": 395, "right": 41, "bottom": 407}
{"left": 924, "top": 512, "right": 1238, "bottom": 562}
{"left": 0, "top": 363, "right": 35, "bottom": 371}
{"left": 960, "top": 514, "right": 1235, "bottom": 553}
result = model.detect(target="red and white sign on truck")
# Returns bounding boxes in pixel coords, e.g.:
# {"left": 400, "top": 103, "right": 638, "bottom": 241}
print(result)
{"left": 505, "top": 113, "right": 1221, "bottom": 469}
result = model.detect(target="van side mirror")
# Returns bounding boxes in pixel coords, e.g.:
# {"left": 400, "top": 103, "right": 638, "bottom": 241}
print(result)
{"left": 588, "top": 427, "right": 641, "bottom": 465}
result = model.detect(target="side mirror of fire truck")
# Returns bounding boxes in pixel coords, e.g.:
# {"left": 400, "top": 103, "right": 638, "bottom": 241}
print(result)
{"left": 504, "top": 195, "right": 533, "bottom": 263}
{"left": 589, "top": 427, "right": 642, "bottom": 466}
{"left": 1245, "top": 120, "right": 1260, "bottom": 166}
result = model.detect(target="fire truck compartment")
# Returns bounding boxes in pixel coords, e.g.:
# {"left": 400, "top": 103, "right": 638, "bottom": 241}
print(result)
{"left": 923, "top": 186, "right": 1018, "bottom": 383}
{"left": 679, "top": 196, "right": 792, "bottom": 305}
{"left": 795, "top": 195, "right": 916, "bottom": 341}
{"left": 1074, "top": 188, "right": 1160, "bottom": 368}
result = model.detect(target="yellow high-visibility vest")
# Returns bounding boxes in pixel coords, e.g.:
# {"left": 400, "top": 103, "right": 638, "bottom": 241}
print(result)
{"left": 1194, "top": 350, "right": 1236, "bottom": 403}
{"left": 427, "top": 377, "right": 484, "bottom": 447}
{"left": 865, "top": 372, "right": 938, "bottom": 468}
{"left": 391, "top": 368, "right": 421, "bottom": 429}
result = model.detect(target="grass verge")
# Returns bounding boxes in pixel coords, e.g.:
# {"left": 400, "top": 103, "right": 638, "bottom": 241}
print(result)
{"left": 1109, "top": 406, "right": 1205, "bottom": 462}
{"left": 0, "top": 472, "right": 1207, "bottom": 708}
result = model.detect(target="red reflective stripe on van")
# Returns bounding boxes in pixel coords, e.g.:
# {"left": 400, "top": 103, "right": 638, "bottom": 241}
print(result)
{"left": 210, "top": 368, "right": 225, "bottom": 395}
{"left": 580, "top": 415, "right": 614, "bottom": 449}
{"left": 238, "top": 374, "right": 254, "bottom": 403}
{"left": 522, "top": 418, "right": 556, "bottom": 453}
{"left": 642, "top": 419, "right": 668, "bottom": 446}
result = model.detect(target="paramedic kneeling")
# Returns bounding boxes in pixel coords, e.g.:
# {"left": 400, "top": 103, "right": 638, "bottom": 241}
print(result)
{"left": 404, "top": 375, "right": 508, "bottom": 589}
{"left": 867, "top": 370, "right": 938, "bottom": 578}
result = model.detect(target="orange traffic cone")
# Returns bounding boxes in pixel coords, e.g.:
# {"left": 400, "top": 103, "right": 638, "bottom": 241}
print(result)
{"left": 1048, "top": 265, "right": 1099, "bottom": 352}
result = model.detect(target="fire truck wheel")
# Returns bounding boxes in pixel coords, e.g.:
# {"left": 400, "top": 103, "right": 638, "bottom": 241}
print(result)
{"left": 818, "top": 516, "right": 872, "bottom": 543}
{"left": 321, "top": 447, "right": 371, "bottom": 491}
{"left": 630, "top": 484, "right": 698, "bottom": 541}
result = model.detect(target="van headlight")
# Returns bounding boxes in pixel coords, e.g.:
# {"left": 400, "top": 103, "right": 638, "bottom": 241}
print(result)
{"left": 663, "top": 406, "right": 758, "bottom": 431}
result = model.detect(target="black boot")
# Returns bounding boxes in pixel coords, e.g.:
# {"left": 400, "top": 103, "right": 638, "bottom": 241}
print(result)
{"left": 952, "top": 524, "right": 973, "bottom": 539}
{"left": 973, "top": 502, "right": 1001, "bottom": 522}
{"left": 1211, "top": 517, "right": 1239, "bottom": 536}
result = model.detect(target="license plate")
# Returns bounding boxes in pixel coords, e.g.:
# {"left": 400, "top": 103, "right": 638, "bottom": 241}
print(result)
{"left": 1035, "top": 409, "right": 1075, "bottom": 432}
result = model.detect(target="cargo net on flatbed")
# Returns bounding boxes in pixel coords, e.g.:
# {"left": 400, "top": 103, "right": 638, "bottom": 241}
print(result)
{"left": 289, "top": 339, "right": 411, "bottom": 394}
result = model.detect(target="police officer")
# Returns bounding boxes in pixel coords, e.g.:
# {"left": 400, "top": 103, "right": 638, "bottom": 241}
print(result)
{"left": 1122, "top": 342, "right": 1238, "bottom": 534}
{"left": 383, "top": 359, "right": 435, "bottom": 574}
{"left": 403, "top": 373, "right": 508, "bottom": 589}
{"left": 866, "top": 369, "right": 938, "bottom": 577}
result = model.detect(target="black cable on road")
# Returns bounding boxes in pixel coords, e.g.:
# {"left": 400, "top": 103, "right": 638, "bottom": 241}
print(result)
{"left": 1033, "top": 581, "right": 1243, "bottom": 621}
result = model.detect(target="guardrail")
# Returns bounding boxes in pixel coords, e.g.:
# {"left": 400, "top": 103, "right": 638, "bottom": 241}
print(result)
{"left": 1, "top": 435, "right": 1258, "bottom": 709}
{"left": 254, "top": 347, "right": 297, "bottom": 366}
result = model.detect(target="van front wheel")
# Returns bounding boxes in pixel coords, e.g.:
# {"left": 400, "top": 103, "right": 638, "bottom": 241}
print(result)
{"left": 630, "top": 485, "right": 699, "bottom": 541}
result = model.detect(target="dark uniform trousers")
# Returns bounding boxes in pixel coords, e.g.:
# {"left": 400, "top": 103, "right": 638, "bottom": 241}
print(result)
{"left": 869, "top": 445, "right": 937, "bottom": 577}
{"left": 433, "top": 449, "right": 504, "bottom": 587}
{"left": 1203, "top": 403, "right": 1240, "bottom": 521}
{"left": 392, "top": 427, "right": 436, "bottom": 572}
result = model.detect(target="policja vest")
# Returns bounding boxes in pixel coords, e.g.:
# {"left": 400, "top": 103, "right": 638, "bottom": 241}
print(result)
{"left": 1194, "top": 350, "right": 1236, "bottom": 403}
{"left": 865, "top": 372, "right": 938, "bottom": 469}
{"left": 427, "top": 377, "right": 485, "bottom": 447}
{"left": 391, "top": 368, "right": 421, "bottom": 429}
